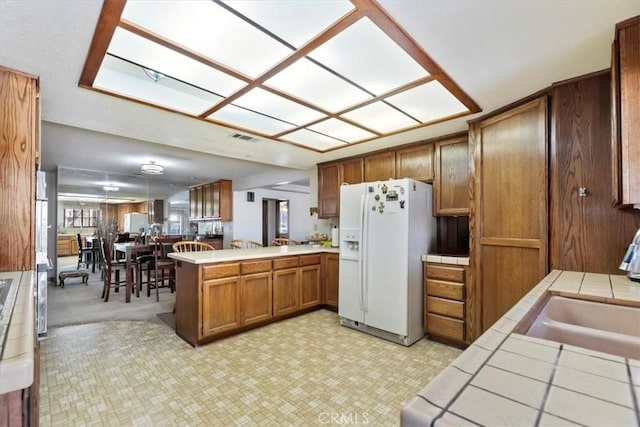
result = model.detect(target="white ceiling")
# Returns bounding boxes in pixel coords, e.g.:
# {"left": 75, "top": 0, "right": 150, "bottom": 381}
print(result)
{"left": 1, "top": 1, "right": 638, "bottom": 198}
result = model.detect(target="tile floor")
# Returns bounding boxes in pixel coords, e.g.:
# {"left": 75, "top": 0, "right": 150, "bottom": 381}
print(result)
{"left": 39, "top": 310, "right": 461, "bottom": 426}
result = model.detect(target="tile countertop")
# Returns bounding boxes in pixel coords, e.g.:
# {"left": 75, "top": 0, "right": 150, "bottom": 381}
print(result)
{"left": 422, "top": 254, "right": 469, "bottom": 266}
{"left": 0, "top": 270, "right": 35, "bottom": 395}
{"left": 169, "top": 245, "right": 339, "bottom": 264}
{"left": 402, "top": 270, "right": 640, "bottom": 427}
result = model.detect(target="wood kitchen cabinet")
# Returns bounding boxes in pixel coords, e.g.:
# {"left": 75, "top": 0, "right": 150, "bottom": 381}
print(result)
{"left": 189, "top": 186, "right": 203, "bottom": 219}
{"left": 189, "top": 179, "right": 232, "bottom": 220}
{"left": 395, "top": 144, "right": 434, "bottom": 182}
{"left": 469, "top": 97, "right": 548, "bottom": 338}
{"left": 364, "top": 151, "right": 396, "bottom": 182}
{"left": 424, "top": 262, "right": 467, "bottom": 345}
{"left": 340, "top": 158, "right": 364, "bottom": 185}
{"left": 240, "top": 272, "right": 272, "bottom": 326}
{"left": 273, "top": 268, "right": 299, "bottom": 317}
{"left": 611, "top": 16, "right": 640, "bottom": 206}
{"left": 299, "top": 255, "right": 321, "bottom": 309}
{"left": 57, "top": 235, "right": 78, "bottom": 256}
{"left": 323, "top": 253, "right": 339, "bottom": 310}
{"left": 318, "top": 162, "right": 340, "bottom": 218}
{"left": 0, "top": 67, "right": 38, "bottom": 272}
{"left": 202, "top": 275, "right": 241, "bottom": 337}
{"left": 433, "top": 135, "right": 469, "bottom": 216}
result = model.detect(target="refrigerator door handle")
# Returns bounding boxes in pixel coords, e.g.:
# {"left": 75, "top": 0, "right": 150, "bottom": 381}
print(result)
{"left": 361, "top": 194, "right": 370, "bottom": 313}
{"left": 357, "top": 194, "right": 365, "bottom": 311}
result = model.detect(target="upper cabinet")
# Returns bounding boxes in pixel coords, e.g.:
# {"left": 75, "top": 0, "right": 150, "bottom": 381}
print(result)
{"left": 0, "top": 67, "right": 39, "bottom": 271}
{"left": 433, "top": 136, "right": 469, "bottom": 216}
{"left": 318, "top": 163, "right": 340, "bottom": 218}
{"left": 396, "top": 144, "right": 434, "bottom": 182}
{"left": 189, "top": 179, "right": 232, "bottom": 221}
{"left": 340, "top": 158, "right": 364, "bottom": 185}
{"left": 611, "top": 16, "right": 640, "bottom": 206}
{"left": 364, "top": 152, "right": 396, "bottom": 182}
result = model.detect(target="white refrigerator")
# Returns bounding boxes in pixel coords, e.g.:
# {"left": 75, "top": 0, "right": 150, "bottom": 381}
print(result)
{"left": 124, "top": 213, "right": 149, "bottom": 233}
{"left": 338, "top": 178, "right": 436, "bottom": 346}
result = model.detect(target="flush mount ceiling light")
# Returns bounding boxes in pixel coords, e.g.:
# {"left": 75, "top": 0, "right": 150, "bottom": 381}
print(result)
{"left": 80, "top": 0, "right": 480, "bottom": 152}
{"left": 140, "top": 161, "right": 164, "bottom": 175}
{"left": 103, "top": 185, "right": 120, "bottom": 192}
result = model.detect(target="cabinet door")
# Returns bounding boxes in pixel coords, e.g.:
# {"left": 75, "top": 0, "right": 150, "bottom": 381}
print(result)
{"left": 318, "top": 163, "right": 340, "bottom": 218}
{"left": 189, "top": 187, "right": 199, "bottom": 219}
{"left": 323, "top": 253, "right": 339, "bottom": 309}
{"left": 218, "top": 179, "right": 233, "bottom": 221}
{"left": 272, "top": 268, "right": 299, "bottom": 317}
{"left": 470, "top": 97, "right": 548, "bottom": 338}
{"left": 210, "top": 182, "right": 219, "bottom": 219}
{"left": 203, "top": 184, "right": 214, "bottom": 218}
{"left": 617, "top": 18, "right": 640, "bottom": 205}
{"left": 340, "top": 158, "right": 364, "bottom": 184}
{"left": 202, "top": 276, "right": 241, "bottom": 337}
{"left": 364, "top": 152, "right": 395, "bottom": 182}
{"left": 434, "top": 136, "right": 469, "bottom": 215}
{"left": 0, "top": 68, "right": 37, "bottom": 271}
{"left": 241, "top": 272, "right": 272, "bottom": 325}
{"left": 299, "top": 264, "right": 321, "bottom": 309}
{"left": 395, "top": 144, "right": 434, "bottom": 182}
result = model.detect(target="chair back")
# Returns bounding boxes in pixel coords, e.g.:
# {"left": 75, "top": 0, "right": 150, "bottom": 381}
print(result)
{"left": 272, "top": 238, "right": 300, "bottom": 246}
{"left": 230, "top": 239, "right": 263, "bottom": 249}
{"left": 155, "top": 237, "right": 182, "bottom": 259}
{"left": 172, "top": 241, "right": 215, "bottom": 253}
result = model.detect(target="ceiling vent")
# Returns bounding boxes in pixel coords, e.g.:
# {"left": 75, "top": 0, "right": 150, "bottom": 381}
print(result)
{"left": 229, "top": 133, "right": 259, "bottom": 142}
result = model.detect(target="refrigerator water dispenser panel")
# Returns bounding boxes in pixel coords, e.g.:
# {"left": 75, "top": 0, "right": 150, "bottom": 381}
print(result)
{"left": 341, "top": 227, "right": 360, "bottom": 260}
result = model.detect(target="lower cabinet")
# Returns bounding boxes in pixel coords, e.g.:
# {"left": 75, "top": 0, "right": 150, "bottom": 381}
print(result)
{"left": 202, "top": 276, "right": 241, "bottom": 337}
{"left": 299, "top": 264, "right": 321, "bottom": 309}
{"left": 177, "top": 252, "right": 336, "bottom": 346}
{"left": 241, "top": 272, "right": 272, "bottom": 325}
{"left": 273, "top": 267, "right": 299, "bottom": 317}
{"left": 323, "top": 253, "right": 339, "bottom": 310}
{"left": 424, "top": 262, "right": 467, "bottom": 345}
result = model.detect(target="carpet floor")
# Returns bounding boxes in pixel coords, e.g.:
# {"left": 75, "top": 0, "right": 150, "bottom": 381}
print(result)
{"left": 48, "top": 256, "right": 175, "bottom": 327}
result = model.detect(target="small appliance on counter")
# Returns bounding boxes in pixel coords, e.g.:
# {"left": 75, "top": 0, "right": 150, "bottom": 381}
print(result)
{"left": 620, "top": 228, "right": 640, "bottom": 282}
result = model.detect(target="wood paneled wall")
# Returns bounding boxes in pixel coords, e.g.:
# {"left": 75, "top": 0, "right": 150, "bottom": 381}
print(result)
{"left": 551, "top": 72, "right": 640, "bottom": 273}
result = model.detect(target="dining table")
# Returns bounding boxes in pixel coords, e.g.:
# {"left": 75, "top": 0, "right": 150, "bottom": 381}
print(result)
{"left": 113, "top": 242, "right": 154, "bottom": 303}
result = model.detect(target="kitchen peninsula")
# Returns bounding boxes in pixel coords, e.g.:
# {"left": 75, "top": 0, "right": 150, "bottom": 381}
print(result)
{"left": 169, "top": 246, "right": 339, "bottom": 347}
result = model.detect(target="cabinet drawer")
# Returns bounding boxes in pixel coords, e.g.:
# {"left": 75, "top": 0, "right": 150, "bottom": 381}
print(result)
{"left": 426, "top": 279, "right": 464, "bottom": 300}
{"left": 241, "top": 260, "right": 272, "bottom": 274}
{"left": 299, "top": 254, "right": 321, "bottom": 266}
{"left": 202, "top": 263, "right": 240, "bottom": 280}
{"left": 426, "top": 263, "right": 465, "bottom": 282}
{"left": 427, "top": 313, "right": 464, "bottom": 341}
{"left": 427, "top": 296, "right": 464, "bottom": 319}
{"left": 273, "top": 257, "right": 298, "bottom": 270}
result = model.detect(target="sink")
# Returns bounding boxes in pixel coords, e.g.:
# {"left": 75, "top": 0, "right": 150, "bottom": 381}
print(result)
{"left": 525, "top": 296, "right": 640, "bottom": 359}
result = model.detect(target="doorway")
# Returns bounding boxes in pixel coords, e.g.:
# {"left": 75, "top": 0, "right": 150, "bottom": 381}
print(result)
{"left": 262, "top": 198, "right": 289, "bottom": 246}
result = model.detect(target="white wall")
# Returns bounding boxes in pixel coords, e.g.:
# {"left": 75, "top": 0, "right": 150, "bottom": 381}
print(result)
{"left": 232, "top": 188, "right": 310, "bottom": 244}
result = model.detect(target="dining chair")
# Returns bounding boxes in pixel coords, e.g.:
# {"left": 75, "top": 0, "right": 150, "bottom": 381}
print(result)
{"left": 76, "top": 233, "right": 94, "bottom": 270}
{"left": 272, "top": 238, "right": 300, "bottom": 246}
{"left": 145, "top": 237, "right": 181, "bottom": 301}
{"left": 100, "top": 238, "right": 127, "bottom": 302}
{"left": 230, "top": 239, "right": 263, "bottom": 249}
{"left": 172, "top": 241, "right": 215, "bottom": 252}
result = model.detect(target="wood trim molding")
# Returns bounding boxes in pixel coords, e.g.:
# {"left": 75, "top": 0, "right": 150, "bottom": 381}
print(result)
{"left": 78, "top": 0, "right": 126, "bottom": 88}
{"left": 479, "top": 237, "right": 542, "bottom": 249}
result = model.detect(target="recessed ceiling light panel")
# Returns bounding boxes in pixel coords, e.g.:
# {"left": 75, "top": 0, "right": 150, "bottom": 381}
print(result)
{"left": 341, "top": 101, "right": 418, "bottom": 134}
{"left": 223, "top": 0, "right": 355, "bottom": 48}
{"left": 385, "top": 81, "right": 469, "bottom": 123}
{"left": 308, "top": 17, "right": 428, "bottom": 95}
{"left": 121, "top": 1, "right": 292, "bottom": 78}
{"left": 108, "top": 28, "right": 246, "bottom": 97}
{"left": 306, "top": 118, "right": 376, "bottom": 143}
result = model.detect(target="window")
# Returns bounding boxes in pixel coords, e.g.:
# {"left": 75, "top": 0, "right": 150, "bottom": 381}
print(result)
{"left": 64, "top": 209, "right": 101, "bottom": 228}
